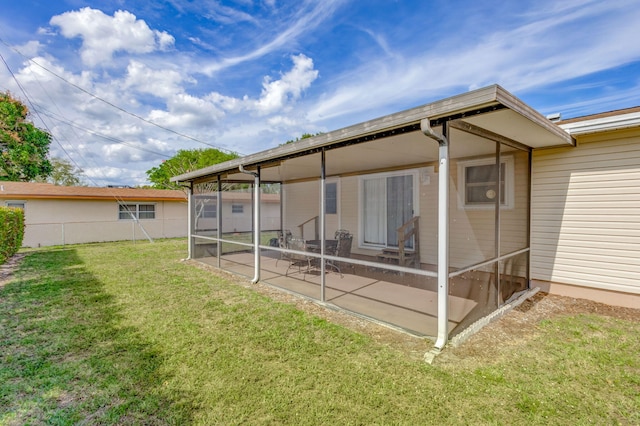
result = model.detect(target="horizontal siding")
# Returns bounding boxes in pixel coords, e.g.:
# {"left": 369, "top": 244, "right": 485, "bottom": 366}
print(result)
{"left": 531, "top": 132, "right": 640, "bottom": 295}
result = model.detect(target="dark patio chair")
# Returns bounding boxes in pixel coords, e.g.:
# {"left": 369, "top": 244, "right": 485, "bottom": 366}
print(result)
{"left": 275, "top": 230, "right": 292, "bottom": 267}
{"left": 284, "top": 237, "right": 312, "bottom": 276}
{"left": 326, "top": 229, "right": 353, "bottom": 277}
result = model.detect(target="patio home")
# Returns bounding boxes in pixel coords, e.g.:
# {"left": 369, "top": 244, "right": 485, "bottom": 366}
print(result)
{"left": 172, "top": 85, "right": 640, "bottom": 350}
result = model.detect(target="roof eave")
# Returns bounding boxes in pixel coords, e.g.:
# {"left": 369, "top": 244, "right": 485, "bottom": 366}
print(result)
{"left": 172, "top": 84, "right": 574, "bottom": 183}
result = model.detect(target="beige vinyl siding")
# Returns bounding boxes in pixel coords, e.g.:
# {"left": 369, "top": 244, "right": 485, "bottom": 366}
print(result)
{"left": 338, "top": 176, "right": 359, "bottom": 244}
{"left": 531, "top": 129, "right": 640, "bottom": 295}
{"left": 282, "top": 180, "right": 320, "bottom": 240}
{"left": 448, "top": 153, "right": 529, "bottom": 269}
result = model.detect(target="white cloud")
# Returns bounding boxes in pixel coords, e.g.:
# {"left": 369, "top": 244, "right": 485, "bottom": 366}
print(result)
{"left": 254, "top": 54, "right": 318, "bottom": 115}
{"left": 3, "top": 0, "right": 638, "bottom": 188}
{"left": 308, "top": 1, "right": 640, "bottom": 123}
{"left": 202, "top": 3, "right": 258, "bottom": 25}
{"left": 15, "top": 41, "right": 43, "bottom": 57}
{"left": 206, "top": 92, "right": 247, "bottom": 114}
{"left": 49, "top": 8, "right": 175, "bottom": 67}
{"left": 147, "top": 93, "right": 227, "bottom": 129}
{"left": 124, "top": 61, "right": 192, "bottom": 99}
{"left": 201, "top": 0, "right": 344, "bottom": 75}
{"left": 83, "top": 165, "right": 149, "bottom": 185}
{"left": 102, "top": 143, "right": 147, "bottom": 163}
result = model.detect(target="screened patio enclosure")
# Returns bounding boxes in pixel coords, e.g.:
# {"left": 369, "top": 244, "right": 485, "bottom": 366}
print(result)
{"left": 173, "top": 85, "right": 574, "bottom": 348}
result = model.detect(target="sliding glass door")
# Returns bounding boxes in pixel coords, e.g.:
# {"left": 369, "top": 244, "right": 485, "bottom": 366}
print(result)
{"left": 362, "top": 172, "right": 415, "bottom": 248}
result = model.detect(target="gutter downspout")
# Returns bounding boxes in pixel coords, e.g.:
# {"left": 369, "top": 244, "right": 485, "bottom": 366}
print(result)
{"left": 187, "top": 183, "right": 194, "bottom": 259}
{"left": 421, "top": 118, "right": 449, "bottom": 351}
{"left": 239, "top": 164, "right": 261, "bottom": 284}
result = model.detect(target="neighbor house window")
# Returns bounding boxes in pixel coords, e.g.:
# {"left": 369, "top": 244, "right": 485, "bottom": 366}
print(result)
{"left": 201, "top": 201, "right": 217, "bottom": 218}
{"left": 360, "top": 171, "right": 418, "bottom": 248}
{"left": 6, "top": 201, "right": 25, "bottom": 210}
{"left": 231, "top": 204, "right": 244, "bottom": 214}
{"left": 119, "top": 203, "right": 156, "bottom": 220}
{"left": 458, "top": 156, "right": 514, "bottom": 209}
{"left": 325, "top": 182, "right": 337, "bottom": 214}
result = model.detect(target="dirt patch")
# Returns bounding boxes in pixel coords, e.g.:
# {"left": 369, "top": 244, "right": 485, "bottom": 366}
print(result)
{"left": 434, "top": 291, "right": 640, "bottom": 368}
{"left": 0, "top": 253, "right": 26, "bottom": 288}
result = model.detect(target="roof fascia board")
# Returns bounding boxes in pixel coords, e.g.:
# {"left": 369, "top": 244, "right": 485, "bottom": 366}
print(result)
{"left": 171, "top": 85, "right": 506, "bottom": 183}
{"left": 494, "top": 85, "right": 575, "bottom": 147}
{"left": 560, "top": 111, "right": 640, "bottom": 135}
{"left": 172, "top": 85, "right": 572, "bottom": 183}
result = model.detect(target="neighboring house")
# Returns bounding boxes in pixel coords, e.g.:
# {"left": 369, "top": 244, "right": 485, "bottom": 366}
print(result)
{"left": 171, "top": 85, "right": 639, "bottom": 348}
{"left": 0, "top": 182, "right": 188, "bottom": 247}
{"left": 193, "top": 190, "right": 281, "bottom": 235}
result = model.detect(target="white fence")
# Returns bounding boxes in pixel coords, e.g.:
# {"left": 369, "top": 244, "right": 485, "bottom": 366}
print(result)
{"left": 23, "top": 218, "right": 187, "bottom": 247}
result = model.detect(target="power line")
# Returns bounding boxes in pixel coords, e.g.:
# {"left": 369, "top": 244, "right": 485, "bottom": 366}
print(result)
{"left": 36, "top": 107, "right": 173, "bottom": 159}
{"left": 2, "top": 52, "right": 149, "bottom": 193}
{"left": 0, "top": 50, "right": 92, "bottom": 183}
{"left": 0, "top": 36, "right": 242, "bottom": 156}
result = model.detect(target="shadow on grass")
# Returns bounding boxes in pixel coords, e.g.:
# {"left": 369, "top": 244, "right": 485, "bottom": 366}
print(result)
{"left": 0, "top": 248, "right": 192, "bottom": 424}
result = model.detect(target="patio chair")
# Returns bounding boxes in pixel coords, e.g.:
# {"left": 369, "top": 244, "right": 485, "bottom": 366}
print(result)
{"left": 275, "top": 230, "right": 292, "bottom": 267}
{"left": 325, "top": 229, "right": 353, "bottom": 277}
{"left": 284, "top": 237, "right": 312, "bottom": 276}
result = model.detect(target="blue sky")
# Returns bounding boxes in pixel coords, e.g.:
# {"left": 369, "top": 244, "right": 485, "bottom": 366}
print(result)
{"left": 1, "top": 0, "right": 639, "bottom": 186}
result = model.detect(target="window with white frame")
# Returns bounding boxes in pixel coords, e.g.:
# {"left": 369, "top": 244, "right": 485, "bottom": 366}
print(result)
{"left": 458, "top": 156, "right": 514, "bottom": 209}
{"left": 119, "top": 203, "right": 156, "bottom": 220}
{"left": 360, "top": 171, "right": 418, "bottom": 248}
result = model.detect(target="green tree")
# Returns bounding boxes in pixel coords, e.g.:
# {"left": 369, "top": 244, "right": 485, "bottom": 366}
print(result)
{"left": 146, "top": 148, "right": 239, "bottom": 189}
{"left": 281, "top": 132, "right": 321, "bottom": 145}
{"left": 0, "top": 91, "right": 52, "bottom": 181}
{"left": 38, "top": 157, "right": 85, "bottom": 186}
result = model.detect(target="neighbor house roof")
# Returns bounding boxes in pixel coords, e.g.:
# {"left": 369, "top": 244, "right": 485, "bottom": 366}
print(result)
{"left": 0, "top": 181, "right": 187, "bottom": 201}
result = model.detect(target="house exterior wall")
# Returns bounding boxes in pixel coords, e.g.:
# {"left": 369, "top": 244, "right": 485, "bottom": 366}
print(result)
{"left": 282, "top": 181, "right": 321, "bottom": 239}
{"left": 14, "top": 198, "right": 187, "bottom": 247}
{"left": 214, "top": 199, "right": 280, "bottom": 234}
{"left": 531, "top": 128, "right": 640, "bottom": 307}
{"left": 281, "top": 152, "right": 529, "bottom": 271}
{"left": 449, "top": 152, "right": 530, "bottom": 269}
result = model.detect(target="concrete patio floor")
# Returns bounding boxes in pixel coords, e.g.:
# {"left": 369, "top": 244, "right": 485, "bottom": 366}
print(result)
{"left": 196, "top": 251, "right": 478, "bottom": 337}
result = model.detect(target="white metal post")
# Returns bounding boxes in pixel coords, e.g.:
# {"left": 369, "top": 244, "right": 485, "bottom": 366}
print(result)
{"left": 239, "top": 165, "right": 260, "bottom": 283}
{"left": 187, "top": 184, "right": 194, "bottom": 259}
{"left": 320, "top": 149, "right": 326, "bottom": 302}
{"left": 421, "top": 118, "right": 449, "bottom": 350}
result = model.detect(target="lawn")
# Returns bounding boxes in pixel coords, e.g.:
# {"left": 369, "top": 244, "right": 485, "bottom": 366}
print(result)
{"left": 1, "top": 239, "right": 638, "bottom": 424}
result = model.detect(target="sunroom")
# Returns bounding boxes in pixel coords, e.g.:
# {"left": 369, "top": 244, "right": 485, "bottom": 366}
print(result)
{"left": 172, "top": 85, "right": 574, "bottom": 349}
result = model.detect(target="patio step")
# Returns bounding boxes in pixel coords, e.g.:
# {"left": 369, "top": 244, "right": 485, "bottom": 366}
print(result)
{"left": 376, "top": 248, "right": 416, "bottom": 264}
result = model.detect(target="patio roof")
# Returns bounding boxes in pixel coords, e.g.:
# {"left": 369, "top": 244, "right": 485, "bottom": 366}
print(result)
{"left": 172, "top": 84, "right": 574, "bottom": 184}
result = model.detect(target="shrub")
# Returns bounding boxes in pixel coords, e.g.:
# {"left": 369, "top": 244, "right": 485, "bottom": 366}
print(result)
{"left": 0, "top": 206, "right": 25, "bottom": 264}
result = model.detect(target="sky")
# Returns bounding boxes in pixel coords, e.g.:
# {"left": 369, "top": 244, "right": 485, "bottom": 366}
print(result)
{"left": 1, "top": 0, "right": 639, "bottom": 187}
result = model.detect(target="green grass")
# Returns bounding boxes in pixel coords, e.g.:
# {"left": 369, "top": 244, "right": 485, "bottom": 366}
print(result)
{"left": 1, "top": 239, "right": 638, "bottom": 425}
